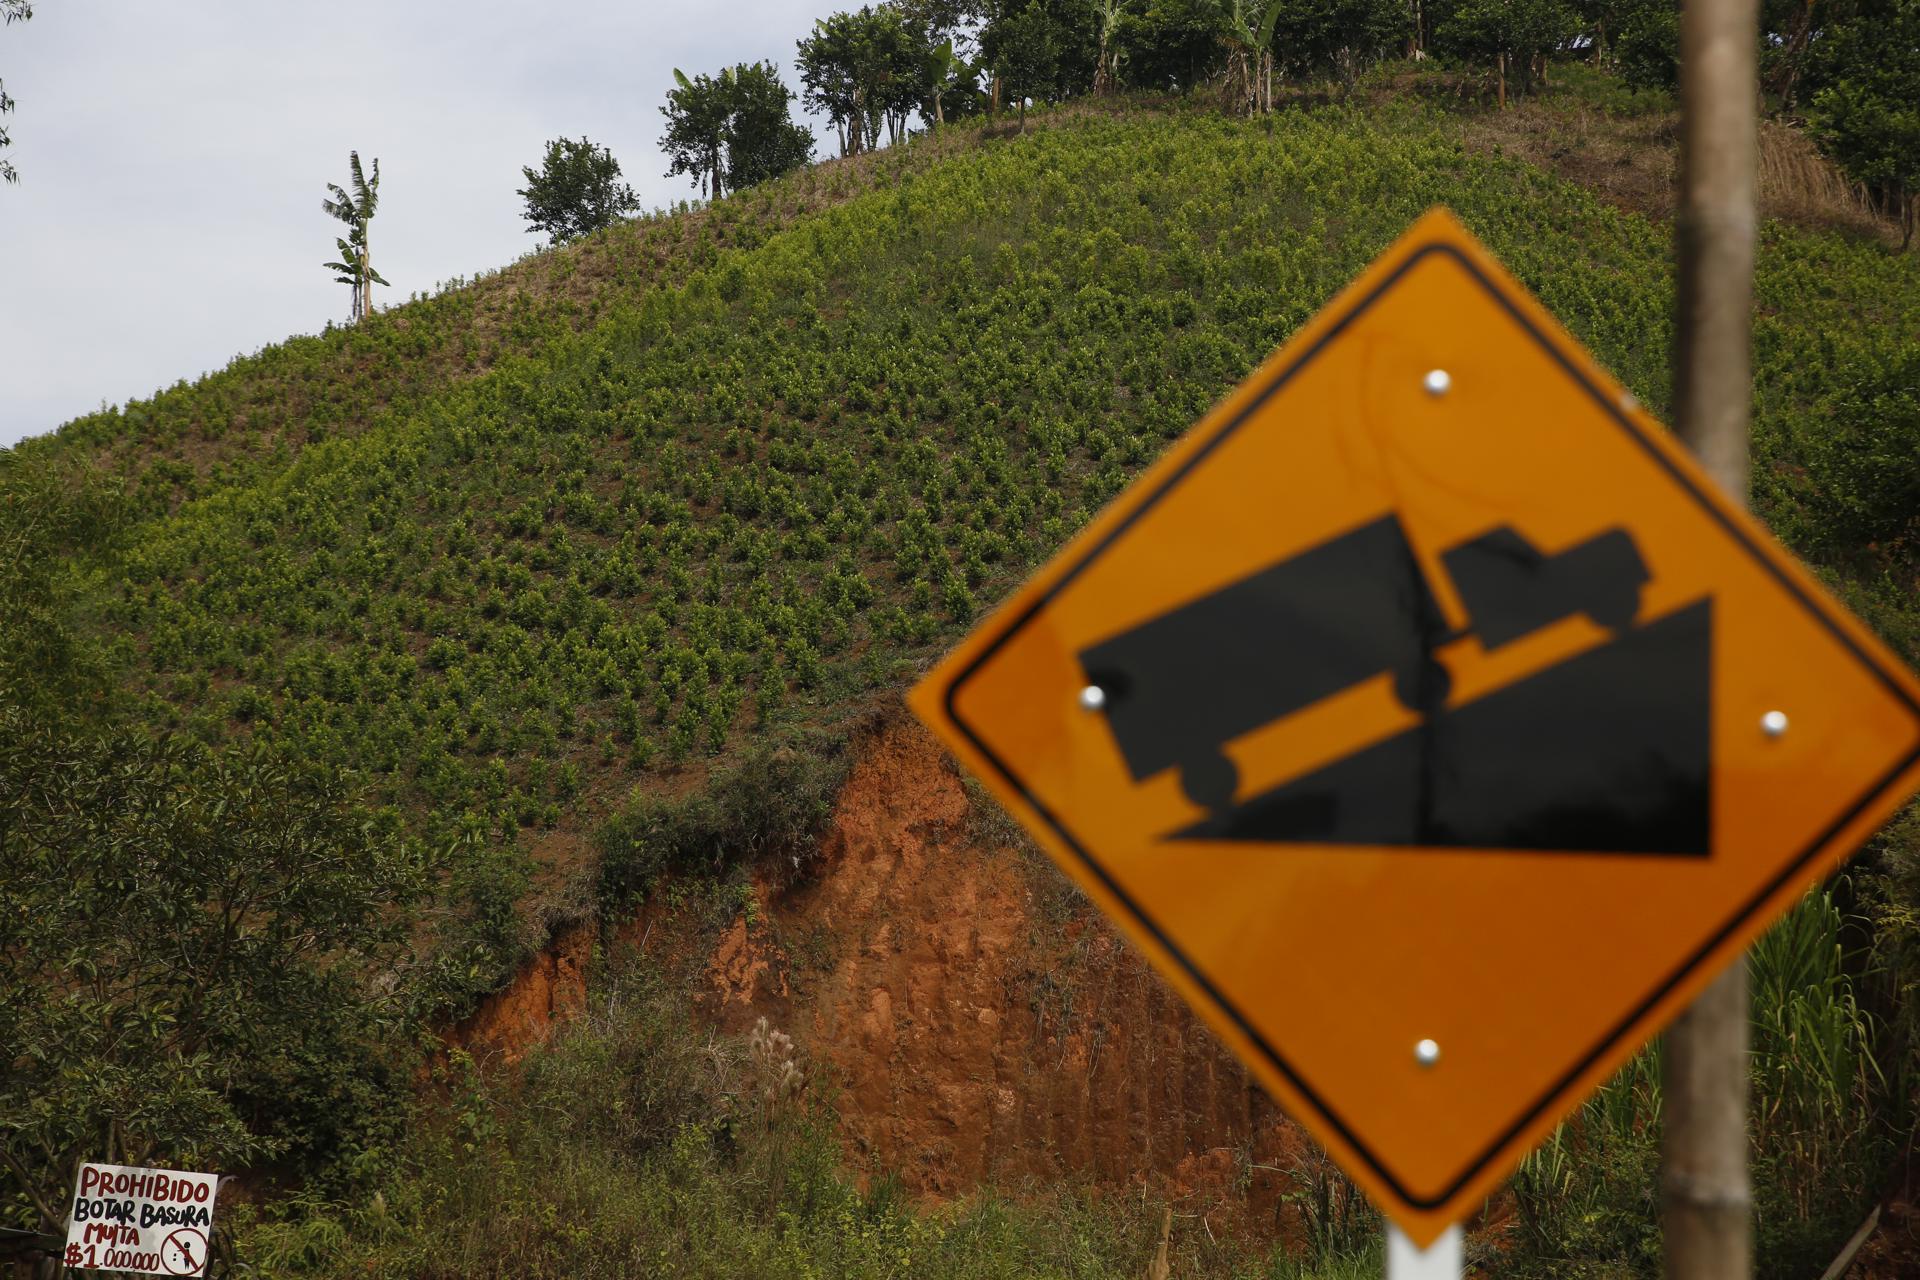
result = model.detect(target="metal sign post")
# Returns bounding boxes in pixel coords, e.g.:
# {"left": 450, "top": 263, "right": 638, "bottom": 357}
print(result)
{"left": 1388, "top": 1223, "right": 1462, "bottom": 1280}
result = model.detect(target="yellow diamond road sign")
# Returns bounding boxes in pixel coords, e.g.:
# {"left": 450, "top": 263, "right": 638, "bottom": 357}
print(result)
{"left": 906, "top": 207, "right": 1920, "bottom": 1242}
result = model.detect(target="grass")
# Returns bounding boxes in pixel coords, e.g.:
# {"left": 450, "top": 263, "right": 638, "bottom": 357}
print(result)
{"left": 232, "top": 953, "right": 1378, "bottom": 1280}
{"left": 1503, "top": 886, "right": 1896, "bottom": 1279}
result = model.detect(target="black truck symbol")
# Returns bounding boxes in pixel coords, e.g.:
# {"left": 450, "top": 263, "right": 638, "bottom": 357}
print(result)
{"left": 1077, "top": 515, "right": 1649, "bottom": 813}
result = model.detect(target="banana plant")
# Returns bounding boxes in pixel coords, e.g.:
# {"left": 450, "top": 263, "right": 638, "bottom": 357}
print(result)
{"left": 921, "top": 39, "right": 964, "bottom": 126}
{"left": 321, "top": 152, "right": 388, "bottom": 320}
{"left": 1218, "top": 0, "right": 1289, "bottom": 115}
{"left": 322, "top": 236, "right": 389, "bottom": 323}
{"left": 1093, "top": 0, "right": 1125, "bottom": 97}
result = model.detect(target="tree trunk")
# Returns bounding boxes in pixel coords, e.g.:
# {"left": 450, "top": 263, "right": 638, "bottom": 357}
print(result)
{"left": 1496, "top": 51, "right": 1507, "bottom": 108}
{"left": 1766, "top": 0, "right": 1815, "bottom": 107}
{"left": 991, "top": 71, "right": 1001, "bottom": 117}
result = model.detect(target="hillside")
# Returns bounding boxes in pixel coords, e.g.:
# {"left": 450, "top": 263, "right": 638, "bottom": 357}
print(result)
{"left": 12, "top": 77, "right": 1920, "bottom": 1278}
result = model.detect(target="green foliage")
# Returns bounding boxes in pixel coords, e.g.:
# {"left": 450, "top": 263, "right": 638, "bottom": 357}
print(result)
{"left": 597, "top": 743, "right": 848, "bottom": 907}
{"left": 797, "top": 5, "right": 928, "bottom": 155}
{"left": 723, "top": 62, "right": 817, "bottom": 191}
{"left": 0, "top": 0, "right": 29, "bottom": 185}
{"left": 1805, "top": 0, "right": 1920, "bottom": 244}
{"left": 238, "top": 955, "right": 1338, "bottom": 1279}
{"left": 662, "top": 62, "right": 815, "bottom": 201}
{"left": 1754, "top": 338, "right": 1920, "bottom": 567}
{"left": 1118, "top": 0, "right": 1230, "bottom": 90}
{"left": 0, "top": 450, "right": 125, "bottom": 716}
{"left": 980, "top": 0, "right": 1103, "bottom": 113}
{"left": 988, "top": 2, "right": 1065, "bottom": 124}
{"left": 321, "top": 151, "right": 389, "bottom": 322}
{"left": 517, "top": 137, "right": 640, "bottom": 246}
{"left": 0, "top": 716, "right": 427, "bottom": 1236}
{"left": 1610, "top": 0, "right": 1679, "bottom": 91}
{"left": 1435, "top": 0, "right": 1581, "bottom": 98}
{"left": 1270, "top": 0, "right": 1411, "bottom": 82}
{"left": 1508, "top": 888, "right": 1895, "bottom": 1279}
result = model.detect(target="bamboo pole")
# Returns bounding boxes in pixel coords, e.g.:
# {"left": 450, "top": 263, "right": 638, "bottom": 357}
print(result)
{"left": 1663, "top": 0, "right": 1758, "bottom": 1270}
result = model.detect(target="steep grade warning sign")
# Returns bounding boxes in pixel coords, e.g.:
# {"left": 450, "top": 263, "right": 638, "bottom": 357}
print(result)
{"left": 906, "top": 207, "right": 1920, "bottom": 1242}
{"left": 64, "top": 1163, "right": 218, "bottom": 1276}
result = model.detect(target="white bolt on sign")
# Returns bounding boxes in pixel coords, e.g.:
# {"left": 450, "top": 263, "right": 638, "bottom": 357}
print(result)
{"left": 63, "top": 1163, "right": 219, "bottom": 1276}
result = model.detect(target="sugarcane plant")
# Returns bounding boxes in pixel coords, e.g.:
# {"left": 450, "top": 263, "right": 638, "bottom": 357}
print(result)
{"left": 322, "top": 151, "right": 389, "bottom": 322}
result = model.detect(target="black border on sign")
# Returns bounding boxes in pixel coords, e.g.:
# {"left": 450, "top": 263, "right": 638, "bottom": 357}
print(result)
{"left": 939, "top": 240, "right": 1920, "bottom": 1212}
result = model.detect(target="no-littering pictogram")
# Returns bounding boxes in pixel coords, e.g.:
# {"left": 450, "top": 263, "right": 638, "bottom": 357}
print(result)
{"left": 907, "top": 207, "right": 1920, "bottom": 1242}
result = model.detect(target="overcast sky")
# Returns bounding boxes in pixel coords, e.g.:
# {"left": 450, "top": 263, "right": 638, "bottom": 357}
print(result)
{"left": 0, "top": 1, "right": 844, "bottom": 447}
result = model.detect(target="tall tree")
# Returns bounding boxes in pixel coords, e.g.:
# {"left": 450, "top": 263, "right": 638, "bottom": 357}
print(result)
{"left": 661, "top": 68, "right": 737, "bottom": 199}
{"left": 870, "top": 7, "right": 927, "bottom": 146}
{"left": 1805, "top": 0, "right": 1920, "bottom": 246}
{"left": 662, "top": 63, "right": 814, "bottom": 199}
{"left": 517, "top": 136, "right": 639, "bottom": 243}
{"left": 1435, "top": 0, "right": 1578, "bottom": 103}
{"left": 1119, "top": 0, "right": 1231, "bottom": 92}
{"left": 1216, "top": 0, "right": 1287, "bottom": 114}
{"left": 721, "top": 62, "right": 817, "bottom": 191}
{"left": 320, "top": 152, "right": 388, "bottom": 322}
{"left": 1269, "top": 0, "right": 1411, "bottom": 86}
{"left": 322, "top": 236, "right": 386, "bottom": 324}
{"left": 1093, "top": 0, "right": 1127, "bottom": 95}
{"left": 893, "top": 0, "right": 981, "bottom": 125}
{"left": 1608, "top": 0, "right": 1679, "bottom": 89}
{"left": 797, "top": 6, "right": 924, "bottom": 155}
{"left": 919, "top": 37, "right": 976, "bottom": 124}
{"left": 1, "top": 0, "right": 32, "bottom": 186}
{"left": 981, "top": 1, "right": 1061, "bottom": 129}
{"left": 798, "top": 12, "right": 868, "bottom": 156}
{"left": 977, "top": 0, "right": 1102, "bottom": 113}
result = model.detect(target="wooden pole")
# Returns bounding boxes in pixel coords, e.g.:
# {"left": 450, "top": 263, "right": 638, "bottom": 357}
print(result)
{"left": 1663, "top": 0, "right": 1757, "bottom": 1271}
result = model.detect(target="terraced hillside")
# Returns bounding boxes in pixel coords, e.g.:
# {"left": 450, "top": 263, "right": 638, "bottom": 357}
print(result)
{"left": 12, "top": 83, "right": 1920, "bottom": 1278}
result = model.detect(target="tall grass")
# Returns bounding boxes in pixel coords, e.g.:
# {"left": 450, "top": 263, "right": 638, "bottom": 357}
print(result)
{"left": 235, "top": 953, "right": 1366, "bottom": 1280}
{"left": 1508, "top": 885, "right": 1892, "bottom": 1278}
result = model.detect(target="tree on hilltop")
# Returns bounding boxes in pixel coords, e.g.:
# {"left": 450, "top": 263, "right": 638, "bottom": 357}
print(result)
{"left": 1435, "top": 0, "right": 1579, "bottom": 104}
{"left": 321, "top": 152, "right": 389, "bottom": 322}
{"left": 661, "top": 63, "right": 814, "bottom": 201}
{"left": 981, "top": 2, "right": 1062, "bottom": 130}
{"left": 976, "top": 0, "right": 1101, "bottom": 119}
{"left": 517, "top": 136, "right": 640, "bottom": 246}
{"left": 721, "top": 62, "right": 817, "bottom": 191}
{"left": 798, "top": 7, "right": 925, "bottom": 156}
{"left": 1805, "top": 0, "right": 1920, "bottom": 247}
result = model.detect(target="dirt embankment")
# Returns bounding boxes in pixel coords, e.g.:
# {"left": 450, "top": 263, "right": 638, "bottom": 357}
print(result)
{"left": 448, "top": 920, "right": 595, "bottom": 1068}
{"left": 455, "top": 718, "right": 1303, "bottom": 1226}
